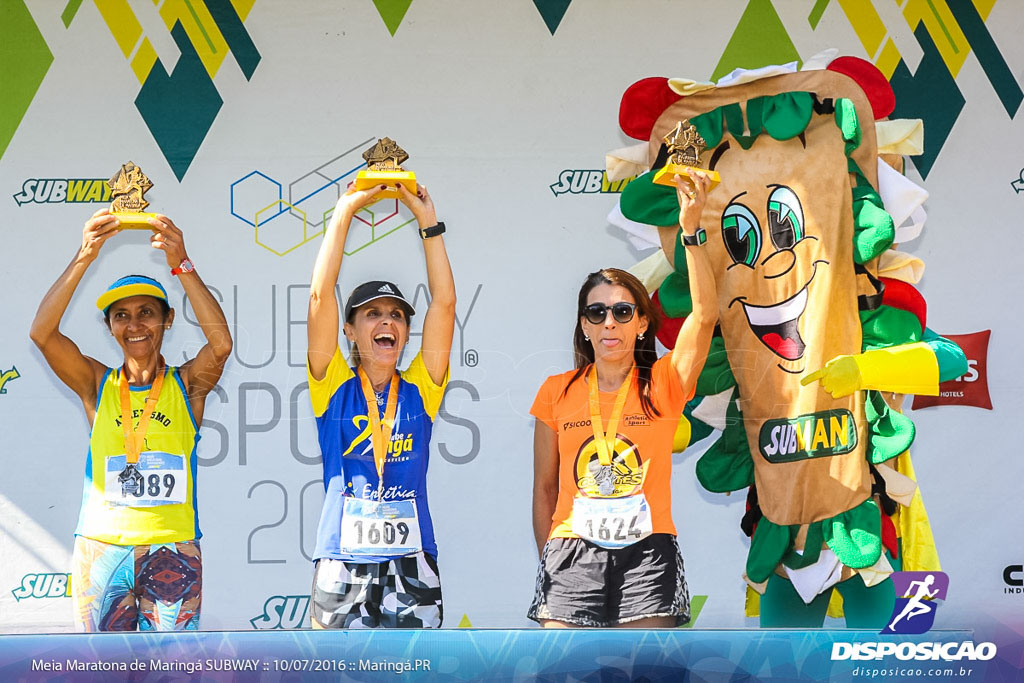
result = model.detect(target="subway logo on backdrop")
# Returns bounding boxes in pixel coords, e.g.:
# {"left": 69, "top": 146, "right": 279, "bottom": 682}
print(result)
{"left": 759, "top": 409, "right": 857, "bottom": 463}
{"left": 13, "top": 178, "right": 112, "bottom": 206}
{"left": 549, "top": 170, "right": 638, "bottom": 196}
{"left": 11, "top": 573, "right": 72, "bottom": 600}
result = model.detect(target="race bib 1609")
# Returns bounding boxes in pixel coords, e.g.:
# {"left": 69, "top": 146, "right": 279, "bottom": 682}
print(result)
{"left": 340, "top": 498, "right": 422, "bottom": 556}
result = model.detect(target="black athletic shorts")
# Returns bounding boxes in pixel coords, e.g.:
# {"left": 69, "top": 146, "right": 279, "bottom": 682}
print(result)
{"left": 527, "top": 533, "right": 690, "bottom": 627}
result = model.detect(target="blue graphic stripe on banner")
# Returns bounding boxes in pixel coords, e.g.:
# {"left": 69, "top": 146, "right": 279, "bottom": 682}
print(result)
{"left": 0, "top": 629, "right": 996, "bottom": 682}
{"left": 206, "top": 0, "right": 261, "bottom": 81}
{"left": 945, "top": 0, "right": 1022, "bottom": 118}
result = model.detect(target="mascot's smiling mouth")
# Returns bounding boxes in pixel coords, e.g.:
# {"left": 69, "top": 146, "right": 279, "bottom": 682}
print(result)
{"left": 730, "top": 259, "right": 826, "bottom": 362}
{"left": 741, "top": 288, "right": 808, "bottom": 360}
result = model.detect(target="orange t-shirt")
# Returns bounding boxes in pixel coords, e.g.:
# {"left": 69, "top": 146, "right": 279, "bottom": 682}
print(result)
{"left": 530, "top": 355, "right": 693, "bottom": 540}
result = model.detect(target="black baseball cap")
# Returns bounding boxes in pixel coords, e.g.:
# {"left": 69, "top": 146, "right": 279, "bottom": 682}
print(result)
{"left": 344, "top": 281, "right": 416, "bottom": 322}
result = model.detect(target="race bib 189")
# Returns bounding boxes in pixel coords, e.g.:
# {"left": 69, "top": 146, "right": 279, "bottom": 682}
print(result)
{"left": 104, "top": 452, "right": 186, "bottom": 507}
{"left": 571, "top": 494, "right": 653, "bottom": 549}
{"left": 340, "top": 498, "right": 422, "bottom": 556}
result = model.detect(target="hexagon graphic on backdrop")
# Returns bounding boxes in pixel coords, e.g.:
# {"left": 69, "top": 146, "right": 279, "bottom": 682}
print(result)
{"left": 255, "top": 199, "right": 310, "bottom": 257}
{"left": 229, "top": 138, "right": 414, "bottom": 257}
{"left": 231, "top": 171, "right": 281, "bottom": 227}
{"left": 334, "top": 200, "right": 416, "bottom": 256}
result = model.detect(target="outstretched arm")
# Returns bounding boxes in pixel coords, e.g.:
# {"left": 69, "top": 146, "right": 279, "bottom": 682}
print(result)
{"left": 150, "top": 216, "right": 232, "bottom": 420}
{"left": 670, "top": 170, "right": 719, "bottom": 395}
{"left": 307, "top": 184, "right": 386, "bottom": 380}
{"left": 397, "top": 183, "right": 455, "bottom": 386}
{"left": 29, "top": 209, "right": 120, "bottom": 416}
{"left": 802, "top": 328, "right": 968, "bottom": 398}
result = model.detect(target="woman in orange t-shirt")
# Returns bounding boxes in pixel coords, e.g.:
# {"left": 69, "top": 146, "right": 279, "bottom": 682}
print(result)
{"left": 528, "top": 171, "right": 717, "bottom": 628}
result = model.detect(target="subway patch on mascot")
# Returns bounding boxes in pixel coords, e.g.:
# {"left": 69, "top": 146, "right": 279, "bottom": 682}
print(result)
{"left": 759, "top": 410, "right": 857, "bottom": 463}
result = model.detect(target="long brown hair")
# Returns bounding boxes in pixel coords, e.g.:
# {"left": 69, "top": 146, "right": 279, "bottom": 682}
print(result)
{"left": 564, "top": 268, "right": 662, "bottom": 417}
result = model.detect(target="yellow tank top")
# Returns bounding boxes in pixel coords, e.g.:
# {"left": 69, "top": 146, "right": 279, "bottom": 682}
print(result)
{"left": 76, "top": 366, "right": 201, "bottom": 544}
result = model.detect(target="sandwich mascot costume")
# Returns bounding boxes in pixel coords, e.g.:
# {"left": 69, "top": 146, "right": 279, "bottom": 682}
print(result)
{"left": 606, "top": 55, "right": 967, "bottom": 627}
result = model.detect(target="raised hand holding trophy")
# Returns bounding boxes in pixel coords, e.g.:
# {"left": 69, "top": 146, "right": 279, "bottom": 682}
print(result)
{"left": 108, "top": 161, "right": 158, "bottom": 229}
{"left": 353, "top": 137, "right": 417, "bottom": 202}
{"left": 653, "top": 120, "right": 720, "bottom": 192}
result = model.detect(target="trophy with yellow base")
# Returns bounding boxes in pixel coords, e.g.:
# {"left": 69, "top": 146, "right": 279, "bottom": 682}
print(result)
{"left": 108, "top": 161, "right": 159, "bottom": 229}
{"left": 354, "top": 137, "right": 417, "bottom": 201}
{"left": 652, "top": 120, "right": 720, "bottom": 193}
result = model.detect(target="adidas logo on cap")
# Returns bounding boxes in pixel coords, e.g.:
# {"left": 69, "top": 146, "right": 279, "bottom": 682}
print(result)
{"left": 378, "top": 284, "right": 395, "bottom": 294}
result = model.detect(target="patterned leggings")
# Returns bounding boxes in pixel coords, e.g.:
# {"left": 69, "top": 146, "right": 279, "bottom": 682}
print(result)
{"left": 71, "top": 535, "right": 202, "bottom": 632}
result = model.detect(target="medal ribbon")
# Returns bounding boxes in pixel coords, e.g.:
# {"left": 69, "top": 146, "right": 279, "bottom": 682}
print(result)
{"left": 587, "top": 365, "right": 633, "bottom": 467}
{"left": 119, "top": 359, "right": 166, "bottom": 465}
{"left": 357, "top": 367, "right": 400, "bottom": 493}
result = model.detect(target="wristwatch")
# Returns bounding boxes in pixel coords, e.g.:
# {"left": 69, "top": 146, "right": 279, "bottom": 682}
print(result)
{"left": 419, "top": 222, "right": 446, "bottom": 240}
{"left": 681, "top": 227, "right": 707, "bottom": 247}
{"left": 171, "top": 258, "right": 195, "bottom": 276}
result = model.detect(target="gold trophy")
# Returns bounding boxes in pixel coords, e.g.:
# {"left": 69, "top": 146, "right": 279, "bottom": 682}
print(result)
{"left": 653, "top": 120, "right": 720, "bottom": 192}
{"left": 353, "top": 137, "right": 417, "bottom": 201}
{"left": 108, "top": 161, "right": 158, "bottom": 229}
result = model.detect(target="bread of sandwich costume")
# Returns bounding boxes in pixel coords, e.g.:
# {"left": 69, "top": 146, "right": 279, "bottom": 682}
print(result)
{"left": 608, "top": 56, "right": 968, "bottom": 627}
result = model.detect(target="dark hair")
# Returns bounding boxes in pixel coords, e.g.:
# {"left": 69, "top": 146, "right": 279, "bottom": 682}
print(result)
{"left": 564, "top": 268, "right": 661, "bottom": 418}
{"left": 103, "top": 274, "right": 171, "bottom": 324}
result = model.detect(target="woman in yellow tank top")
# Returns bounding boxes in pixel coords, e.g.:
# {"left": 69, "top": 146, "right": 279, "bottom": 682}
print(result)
{"left": 30, "top": 209, "right": 231, "bottom": 631}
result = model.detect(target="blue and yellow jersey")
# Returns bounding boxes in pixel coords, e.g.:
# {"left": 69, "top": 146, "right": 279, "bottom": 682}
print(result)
{"left": 77, "top": 367, "right": 201, "bottom": 545}
{"left": 308, "top": 347, "right": 447, "bottom": 562}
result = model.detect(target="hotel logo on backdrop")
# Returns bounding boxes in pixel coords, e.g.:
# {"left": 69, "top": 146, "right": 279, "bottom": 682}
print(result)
{"left": 0, "top": 1, "right": 260, "bottom": 180}
{"left": 912, "top": 331, "right": 992, "bottom": 410}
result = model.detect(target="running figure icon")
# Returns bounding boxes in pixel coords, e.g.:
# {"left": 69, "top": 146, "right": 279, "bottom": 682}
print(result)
{"left": 883, "top": 571, "right": 949, "bottom": 634}
{"left": 888, "top": 574, "right": 940, "bottom": 631}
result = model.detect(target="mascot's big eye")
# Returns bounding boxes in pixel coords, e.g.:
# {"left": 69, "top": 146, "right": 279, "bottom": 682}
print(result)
{"left": 766, "top": 185, "right": 804, "bottom": 249}
{"left": 721, "top": 203, "right": 762, "bottom": 268}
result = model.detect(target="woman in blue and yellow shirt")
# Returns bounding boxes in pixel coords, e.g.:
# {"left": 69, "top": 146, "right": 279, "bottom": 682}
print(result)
{"left": 306, "top": 181, "right": 455, "bottom": 629}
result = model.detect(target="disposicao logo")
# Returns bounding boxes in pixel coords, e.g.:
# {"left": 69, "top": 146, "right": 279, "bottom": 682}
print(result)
{"left": 830, "top": 641, "right": 996, "bottom": 662}
{"left": 549, "top": 170, "right": 637, "bottom": 196}
{"left": 830, "top": 571, "right": 997, "bottom": 663}
{"left": 11, "top": 573, "right": 72, "bottom": 600}
{"left": 13, "top": 179, "right": 111, "bottom": 206}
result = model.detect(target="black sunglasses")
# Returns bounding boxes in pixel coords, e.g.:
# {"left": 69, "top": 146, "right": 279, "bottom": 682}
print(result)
{"left": 583, "top": 302, "right": 638, "bottom": 325}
